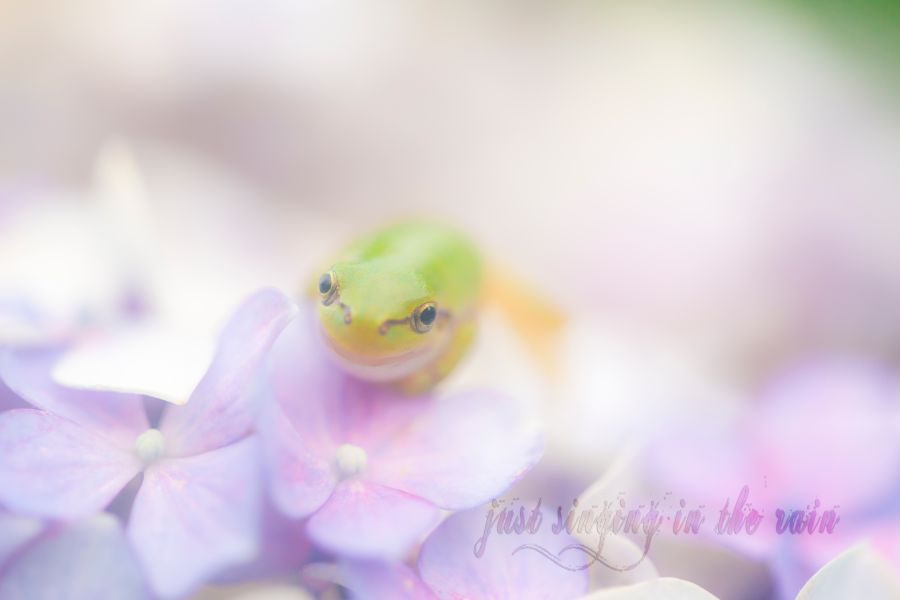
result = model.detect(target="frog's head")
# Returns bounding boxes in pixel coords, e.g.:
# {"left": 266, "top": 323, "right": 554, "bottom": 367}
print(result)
{"left": 314, "top": 261, "right": 448, "bottom": 381}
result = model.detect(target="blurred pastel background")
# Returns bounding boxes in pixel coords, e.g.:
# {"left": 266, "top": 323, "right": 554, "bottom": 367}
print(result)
{"left": 1, "top": 1, "right": 899, "bottom": 599}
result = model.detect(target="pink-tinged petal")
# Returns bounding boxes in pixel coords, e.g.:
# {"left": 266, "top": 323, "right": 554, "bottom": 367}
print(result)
{"left": 869, "top": 525, "right": 900, "bottom": 573}
{"left": 160, "top": 288, "right": 298, "bottom": 457}
{"left": 337, "top": 561, "right": 437, "bottom": 600}
{"left": 367, "top": 390, "right": 544, "bottom": 510}
{"left": 0, "top": 513, "right": 43, "bottom": 567}
{"left": 0, "top": 409, "right": 141, "bottom": 519}
{"left": 752, "top": 361, "right": 900, "bottom": 514}
{"left": 306, "top": 480, "right": 440, "bottom": 559}
{"left": 259, "top": 397, "right": 336, "bottom": 519}
{"left": 0, "top": 515, "right": 149, "bottom": 600}
{"left": 418, "top": 507, "right": 589, "bottom": 600}
{"left": 128, "top": 437, "right": 262, "bottom": 598}
{"left": 642, "top": 421, "right": 782, "bottom": 558}
{"left": 644, "top": 420, "right": 765, "bottom": 508}
{"left": 0, "top": 347, "right": 148, "bottom": 448}
{"left": 268, "top": 309, "right": 427, "bottom": 457}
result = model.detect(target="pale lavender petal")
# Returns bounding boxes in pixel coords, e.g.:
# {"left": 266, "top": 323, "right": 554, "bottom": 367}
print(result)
{"left": 306, "top": 480, "right": 440, "bottom": 559}
{"left": 259, "top": 397, "right": 336, "bottom": 519}
{"left": 418, "top": 507, "right": 589, "bottom": 600}
{"left": 367, "top": 390, "right": 544, "bottom": 510}
{"left": 128, "top": 437, "right": 262, "bottom": 598}
{"left": 0, "top": 298, "right": 52, "bottom": 347}
{"left": 0, "top": 409, "right": 141, "bottom": 519}
{"left": 0, "top": 347, "right": 148, "bottom": 448}
{"left": 160, "top": 288, "right": 298, "bottom": 457}
{"left": 339, "top": 561, "right": 437, "bottom": 600}
{"left": 0, "top": 513, "right": 43, "bottom": 568}
{"left": 267, "top": 309, "right": 428, "bottom": 457}
{"left": 0, "top": 514, "right": 149, "bottom": 600}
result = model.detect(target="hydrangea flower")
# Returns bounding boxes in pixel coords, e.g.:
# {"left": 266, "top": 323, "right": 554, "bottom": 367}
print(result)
{"left": 319, "top": 506, "right": 588, "bottom": 599}
{"left": 644, "top": 360, "right": 900, "bottom": 596}
{"left": 0, "top": 288, "right": 297, "bottom": 598}
{"left": 259, "top": 309, "right": 544, "bottom": 559}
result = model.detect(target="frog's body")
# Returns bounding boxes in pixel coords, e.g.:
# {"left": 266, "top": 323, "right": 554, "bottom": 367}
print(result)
{"left": 315, "top": 222, "right": 483, "bottom": 393}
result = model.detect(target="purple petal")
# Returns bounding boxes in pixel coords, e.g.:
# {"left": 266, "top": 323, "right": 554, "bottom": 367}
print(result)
{"left": 338, "top": 561, "right": 437, "bottom": 600}
{"left": 0, "top": 409, "right": 141, "bottom": 519}
{"left": 0, "top": 347, "right": 148, "bottom": 448}
{"left": 128, "top": 437, "right": 262, "bottom": 598}
{"left": 267, "top": 308, "right": 428, "bottom": 457}
{"left": 0, "top": 515, "right": 149, "bottom": 600}
{"left": 0, "top": 373, "right": 28, "bottom": 413}
{"left": 0, "top": 513, "right": 43, "bottom": 568}
{"left": 306, "top": 480, "right": 440, "bottom": 559}
{"left": 159, "top": 288, "right": 298, "bottom": 457}
{"left": 367, "top": 390, "right": 544, "bottom": 509}
{"left": 213, "top": 498, "right": 312, "bottom": 583}
{"left": 259, "top": 397, "right": 337, "bottom": 519}
{"left": 418, "top": 507, "right": 589, "bottom": 599}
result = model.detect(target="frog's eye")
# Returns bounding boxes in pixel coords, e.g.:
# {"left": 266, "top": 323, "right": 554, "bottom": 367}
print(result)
{"left": 412, "top": 302, "right": 438, "bottom": 333}
{"left": 319, "top": 271, "right": 338, "bottom": 305}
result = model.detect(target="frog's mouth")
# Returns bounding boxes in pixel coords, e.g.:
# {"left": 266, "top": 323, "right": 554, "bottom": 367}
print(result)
{"left": 318, "top": 325, "right": 450, "bottom": 382}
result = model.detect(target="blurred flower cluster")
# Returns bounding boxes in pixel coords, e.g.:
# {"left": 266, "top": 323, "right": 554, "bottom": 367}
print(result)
{"left": 1, "top": 0, "right": 900, "bottom": 598}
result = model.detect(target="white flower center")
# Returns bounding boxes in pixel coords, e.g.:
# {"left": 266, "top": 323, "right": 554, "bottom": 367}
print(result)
{"left": 134, "top": 429, "right": 167, "bottom": 464}
{"left": 334, "top": 443, "right": 368, "bottom": 478}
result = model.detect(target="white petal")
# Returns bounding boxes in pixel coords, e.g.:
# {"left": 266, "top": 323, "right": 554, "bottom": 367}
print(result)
{"left": 53, "top": 323, "right": 215, "bottom": 405}
{"left": 796, "top": 545, "right": 900, "bottom": 600}
{"left": 580, "top": 577, "right": 720, "bottom": 600}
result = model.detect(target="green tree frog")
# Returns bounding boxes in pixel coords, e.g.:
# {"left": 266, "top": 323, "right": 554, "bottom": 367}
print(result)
{"left": 314, "top": 222, "right": 482, "bottom": 393}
